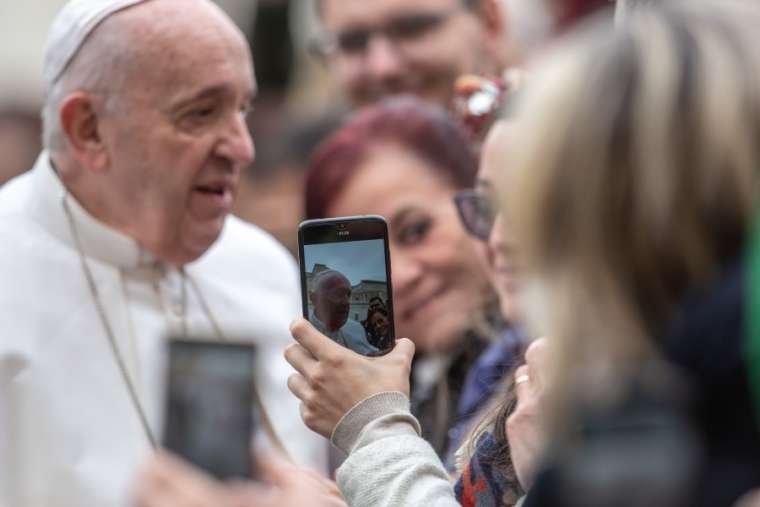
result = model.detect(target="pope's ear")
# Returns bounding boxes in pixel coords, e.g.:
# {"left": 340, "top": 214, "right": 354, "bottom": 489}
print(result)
{"left": 59, "top": 92, "right": 110, "bottom": 172}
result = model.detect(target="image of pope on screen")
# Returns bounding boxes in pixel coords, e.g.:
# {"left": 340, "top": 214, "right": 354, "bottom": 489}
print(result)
{"left": 304, "top": 239, "right": 392, "bottom": 355}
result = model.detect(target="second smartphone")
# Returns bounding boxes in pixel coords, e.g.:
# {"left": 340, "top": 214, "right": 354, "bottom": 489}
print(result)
{"left": 298, "top": 215, "right": 395, "bottom": 356}
{"left": 162, "top": 339, "right": 257, "bottom": 480}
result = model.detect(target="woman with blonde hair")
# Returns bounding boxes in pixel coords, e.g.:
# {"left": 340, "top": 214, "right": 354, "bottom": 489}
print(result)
{"left": 507, "top": 1, "right": 760, "bottom": 505}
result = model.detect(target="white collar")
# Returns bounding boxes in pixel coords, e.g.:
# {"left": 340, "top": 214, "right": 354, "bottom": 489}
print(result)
{"left": 28, "top": 151, "right": 158, "bottom": 271}
{"left": 309, "top": 311, "right": 343, "bottom": 335}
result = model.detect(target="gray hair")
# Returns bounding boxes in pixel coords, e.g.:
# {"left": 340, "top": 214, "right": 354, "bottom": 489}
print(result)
{"left": 42, "top": 15, "right": 135, "bottom": 153}
{"left": 311, "top": 269, "right": 350, "bottom": 294}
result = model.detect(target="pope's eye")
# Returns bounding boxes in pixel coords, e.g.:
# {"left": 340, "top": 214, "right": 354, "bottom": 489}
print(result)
{"left": 178, "top": 103, "right": 221, "bottom": 131}
{"left": 191, "top": 107, "right": 215, "bottom": 118}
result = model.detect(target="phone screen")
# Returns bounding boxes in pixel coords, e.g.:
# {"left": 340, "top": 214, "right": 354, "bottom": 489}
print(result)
{"left": 298, "top": 216, "right": 395, "bottom": 356}
{"left": 162, "top": 339, "right": 256, "bottom": 480}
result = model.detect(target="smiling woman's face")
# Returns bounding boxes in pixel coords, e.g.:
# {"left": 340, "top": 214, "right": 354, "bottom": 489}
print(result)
{"left": 326, "top": 142, "right": 491, "bottom": 353}
{"left": 371, "top": 311, "right": 390, "bottom": 336}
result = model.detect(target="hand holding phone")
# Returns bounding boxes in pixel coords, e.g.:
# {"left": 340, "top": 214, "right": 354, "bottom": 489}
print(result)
{"left": 297, "top": 216, "right": 395, "bottom": 356}
{"left": 286, "top": 318, "right": 415, "bottom": 440}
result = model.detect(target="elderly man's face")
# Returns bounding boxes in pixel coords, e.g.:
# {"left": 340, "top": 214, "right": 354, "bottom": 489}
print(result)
{"left": 319, "top": 0, "right": 500, "bottom": 107}
{"left": 95, "top": 0, "right": 255, "bottom": 265}
{"left": 311, "top": 273, "right": 352, "bottom": 332}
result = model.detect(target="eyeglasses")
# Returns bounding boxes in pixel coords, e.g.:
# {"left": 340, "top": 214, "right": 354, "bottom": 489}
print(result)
{"left": 454, "top": 188, "right": 497, "bottom": 241}
{"left": 311, "top": 7, "right": 462, "bottom": 59}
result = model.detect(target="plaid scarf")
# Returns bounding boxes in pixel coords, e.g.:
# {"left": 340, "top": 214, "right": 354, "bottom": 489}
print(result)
{"left": 455, "top": 432, "right": 523, "bottom": 507}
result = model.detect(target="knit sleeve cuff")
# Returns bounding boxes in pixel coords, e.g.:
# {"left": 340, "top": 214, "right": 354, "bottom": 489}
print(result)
{"left": 330, "top": 391, "right": 419, "bottom": 454}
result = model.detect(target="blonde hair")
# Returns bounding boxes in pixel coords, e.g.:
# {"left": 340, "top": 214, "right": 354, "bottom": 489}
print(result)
{"left": 507, "top": 0, "right": 760, "bottom": 407}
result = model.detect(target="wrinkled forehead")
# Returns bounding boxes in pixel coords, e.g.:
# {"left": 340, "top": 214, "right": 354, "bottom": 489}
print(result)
{"left": 112, "top": 1, "right": 254, "bottom": 98}
{"left": 121, "top": 1, "right": 249, "bottom": 59}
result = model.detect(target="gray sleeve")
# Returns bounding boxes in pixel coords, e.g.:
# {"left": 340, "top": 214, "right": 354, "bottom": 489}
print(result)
{"left": 332, "top": 392, "right": 459, "bottom": 507}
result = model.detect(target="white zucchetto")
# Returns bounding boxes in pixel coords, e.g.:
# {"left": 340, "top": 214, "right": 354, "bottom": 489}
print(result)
{"left": 43, "top": 0, "right": 148, "bottom": 88}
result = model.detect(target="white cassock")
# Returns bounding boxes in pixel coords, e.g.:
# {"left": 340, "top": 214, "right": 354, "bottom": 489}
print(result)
{"left": 309, "top": 313, "right": 379, "bottom": 355}
{"left": 0, "top": 153, "right": 326, "bottom": 507}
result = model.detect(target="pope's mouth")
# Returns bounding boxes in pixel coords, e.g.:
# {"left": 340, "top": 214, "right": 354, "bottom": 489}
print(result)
{"left": 194, "top": 185, "right": 227, "bottom": 196}
{"left": 190, "top": 183, "right": 235, "bottom": 219}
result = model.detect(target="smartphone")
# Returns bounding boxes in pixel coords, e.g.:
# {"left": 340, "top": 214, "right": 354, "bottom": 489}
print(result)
{"left": 298, "top": 215, "right": 395, "bottom": 356}
{"left": 162, "top": 338, "right": 257, "bottom": 480}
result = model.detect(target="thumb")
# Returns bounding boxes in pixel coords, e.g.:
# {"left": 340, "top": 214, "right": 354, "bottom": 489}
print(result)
{"left": 290, "top": 318, "right": 345, "bottom": 360}
{"left": 379, "top": 337, "right": 415, "bottom": 368}
{"left": 394, "top": 338, "right": 415, "bottom": 357}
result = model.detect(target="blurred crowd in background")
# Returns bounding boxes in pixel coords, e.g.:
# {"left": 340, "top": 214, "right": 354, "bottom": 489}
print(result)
{"left": 5, "top": 0, "right": 760, "bottom": 506}
{"left": 0, "top": 0, "right": 594, "bottom": 253}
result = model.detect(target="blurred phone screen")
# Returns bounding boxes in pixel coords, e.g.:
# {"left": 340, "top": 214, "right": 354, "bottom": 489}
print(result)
{"left": 162, "top": 339, "right": 256, "bottom": 479}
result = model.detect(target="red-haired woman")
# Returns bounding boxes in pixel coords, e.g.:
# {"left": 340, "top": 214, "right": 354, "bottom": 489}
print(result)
{"left": 305, "top": 95, "right": 500, "bottom": 458}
